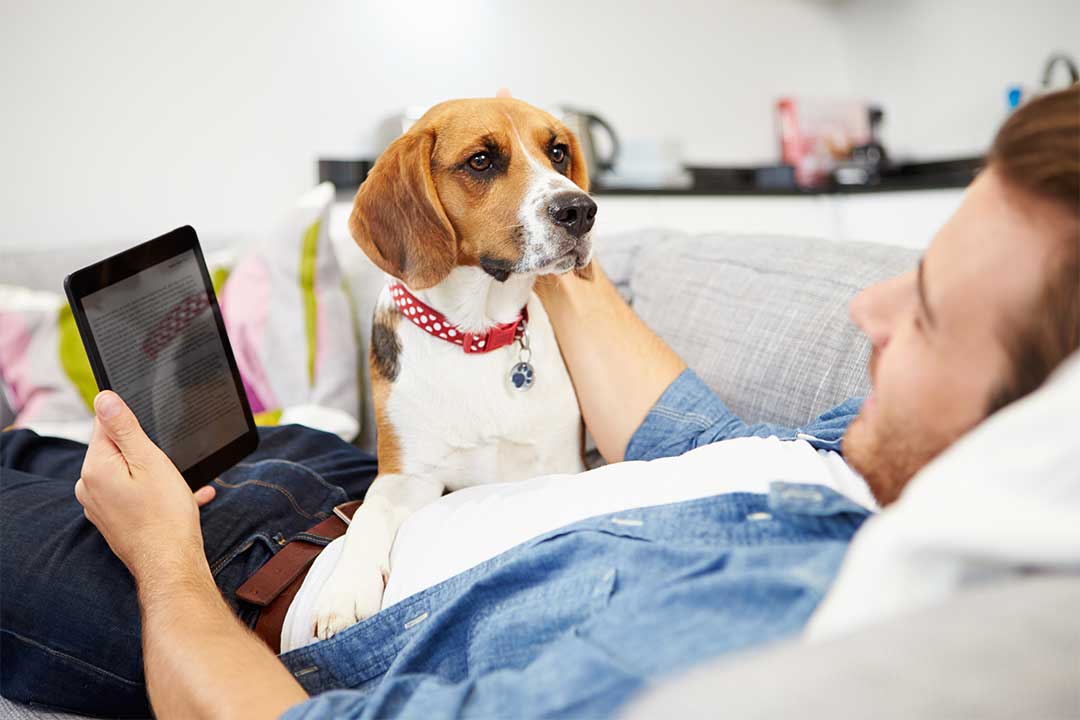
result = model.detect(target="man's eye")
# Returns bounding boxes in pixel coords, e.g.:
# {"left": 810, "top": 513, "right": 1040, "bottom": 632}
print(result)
{"left": 550, "top": 144, "right": 568, "bottom": 165}
{"left": 468, "top": 153, "right": 492, "bottom": 172}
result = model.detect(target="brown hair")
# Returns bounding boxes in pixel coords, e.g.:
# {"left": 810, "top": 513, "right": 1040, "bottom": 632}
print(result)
{"left": 986, "top": 83, "right": 1080, "bottom": 413}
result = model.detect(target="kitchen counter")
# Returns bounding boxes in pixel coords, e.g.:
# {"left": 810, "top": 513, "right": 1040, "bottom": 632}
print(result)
{"left": 318, "top": 157, "right": 976, "bottom": 250}
{"left": 594, "top": 157, "right": 980, "bottom": 196}
{"left": 318, "top": 157, "right": 980, "bottom": 197}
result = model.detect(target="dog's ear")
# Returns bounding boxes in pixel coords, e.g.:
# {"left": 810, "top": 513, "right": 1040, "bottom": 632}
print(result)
{"left": 349, "top": 130, "right": 457, "bottom": 289}
{"left": 564, "top": 129, "right": 594, "bottom": 281}
{"left": 565, "top": 128, "right": 590, "bottom": 193}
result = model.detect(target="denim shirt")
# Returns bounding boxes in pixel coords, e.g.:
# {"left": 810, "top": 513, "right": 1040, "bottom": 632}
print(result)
{"left": 625, "top": 368, "right": 862, "bottom": 461}
{"left": 281, "top": 370, "right": 867, "bottom": 719}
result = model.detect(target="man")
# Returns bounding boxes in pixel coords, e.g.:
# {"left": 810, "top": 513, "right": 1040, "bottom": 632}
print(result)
{"left": 2, "top": 85, "right": 1077, "bottom": 718}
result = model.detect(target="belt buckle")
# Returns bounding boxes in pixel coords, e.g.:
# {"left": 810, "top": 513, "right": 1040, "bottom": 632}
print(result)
{"left": 332, "top": 499, "right": 363, "bottom": 526}
{"left": 333, "top": 503, "right": 353, "bottom": 526}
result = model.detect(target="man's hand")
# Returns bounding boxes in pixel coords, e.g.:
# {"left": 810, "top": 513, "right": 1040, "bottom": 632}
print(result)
{"left": 73, "top": 391, "right": 309, "bottom": 718}
{"left": 537, "top": 261, "right": 686, "bottom": 463}
{"left": 75, "top": 390, "right": 215, "bottom": 581}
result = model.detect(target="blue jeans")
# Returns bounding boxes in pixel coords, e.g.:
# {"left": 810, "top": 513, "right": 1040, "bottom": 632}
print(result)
{"left": 0, "top": 425, "right": 377, "bottom": 718}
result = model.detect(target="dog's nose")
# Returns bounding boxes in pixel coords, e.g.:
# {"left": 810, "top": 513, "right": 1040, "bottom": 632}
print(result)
{"left": 548, "top": 192, "right": 597, "bottom": 238}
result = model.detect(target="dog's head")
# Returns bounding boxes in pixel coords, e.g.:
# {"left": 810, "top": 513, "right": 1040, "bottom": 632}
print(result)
{"left": 349, "top": 98, "right": 596, "bottom": 289}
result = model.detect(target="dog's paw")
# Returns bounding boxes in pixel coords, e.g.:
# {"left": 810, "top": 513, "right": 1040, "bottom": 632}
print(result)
{"left": 312, "top": 562, "right": 387, "bottom": 640}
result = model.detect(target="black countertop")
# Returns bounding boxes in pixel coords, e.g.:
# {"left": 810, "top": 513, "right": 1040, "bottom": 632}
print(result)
{"left": 318, "top": 157, "right": 980, "bottom": 198}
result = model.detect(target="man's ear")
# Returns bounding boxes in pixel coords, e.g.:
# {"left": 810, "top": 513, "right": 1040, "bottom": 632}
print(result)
{"left": 349, "top": 130, "right": 457, "bottom": 289}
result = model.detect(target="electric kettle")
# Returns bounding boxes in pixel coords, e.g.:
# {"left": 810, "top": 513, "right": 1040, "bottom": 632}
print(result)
{"left": 559, "top": 107, "right": 620, "bottom": 185}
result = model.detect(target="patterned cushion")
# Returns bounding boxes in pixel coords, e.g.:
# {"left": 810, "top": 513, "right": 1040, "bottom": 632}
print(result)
{"left": 625, "top": 232, "right": 918, "bottom": 427}
{"left": 0, "top": 285, "right": 97, "bottom": 440}
{"left": 221, "top": 182, "right": 359, "bottom": 440}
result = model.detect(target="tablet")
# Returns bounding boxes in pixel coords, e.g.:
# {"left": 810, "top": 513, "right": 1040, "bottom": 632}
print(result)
{"left": 64, "top": 226, "right": 258, "bottom": 490}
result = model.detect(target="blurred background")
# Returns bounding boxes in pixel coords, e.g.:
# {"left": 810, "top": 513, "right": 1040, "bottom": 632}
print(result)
{"left": 2, "top": 0, "right": 1078, "bottom": 253}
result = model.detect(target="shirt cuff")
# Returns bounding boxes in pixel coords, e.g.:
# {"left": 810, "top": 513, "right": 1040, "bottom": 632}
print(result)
{"left": 624, "top": 368, "right": 744, "bottom": 463}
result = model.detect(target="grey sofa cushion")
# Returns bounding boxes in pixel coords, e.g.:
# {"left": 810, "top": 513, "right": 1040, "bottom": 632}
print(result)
{"left": 622, "top": 573, "right": 1080, "bottom": 720}
{"left": 0, "top": 698, "right": 86, "bottom": 720}
{"left": 627, "top": 233, "right": 917, "bottom": 427}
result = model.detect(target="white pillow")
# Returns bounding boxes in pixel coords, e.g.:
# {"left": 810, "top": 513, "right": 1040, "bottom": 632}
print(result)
{"left": 807, "top": 351, "right": 1080, "bottom": 640}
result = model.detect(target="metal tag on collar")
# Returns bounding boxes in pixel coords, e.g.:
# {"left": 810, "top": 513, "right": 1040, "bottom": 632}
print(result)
{"left": 508, "top": 326, "right": 535, "bottom": 391}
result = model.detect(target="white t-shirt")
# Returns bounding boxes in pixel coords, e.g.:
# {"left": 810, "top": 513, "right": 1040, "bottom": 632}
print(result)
{"left": 281, "top": 436, "right": 877, "bottom": 653}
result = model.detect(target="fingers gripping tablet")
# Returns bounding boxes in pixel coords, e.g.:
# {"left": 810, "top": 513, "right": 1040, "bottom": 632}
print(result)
{"left": 64, "top": 226, "right": 258, "bottom": 489}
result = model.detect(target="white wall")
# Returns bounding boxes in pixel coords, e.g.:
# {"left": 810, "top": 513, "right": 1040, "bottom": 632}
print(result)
{"left": 838, "top": 0, "right": 1080, "bottom": 159}
{"left": 0, "top": 0, "right": 851, "bottom": 252}
{"left": 2, "top": 0, "right": 1075, "bottom": 254}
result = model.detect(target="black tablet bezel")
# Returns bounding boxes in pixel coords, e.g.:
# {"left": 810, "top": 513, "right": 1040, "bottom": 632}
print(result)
{"left": 63, "top": 225, "right": 258, "bottom": 490}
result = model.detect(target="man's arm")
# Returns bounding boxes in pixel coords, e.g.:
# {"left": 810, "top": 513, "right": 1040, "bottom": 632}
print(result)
{"left": 75, "top": 391, "right": 307, "bottom": 719}
{"left": 536, "top": 262, "right": 686, "bottom": 463}
{"left": 136, "top": 556, "right": 308, "bottom": 720}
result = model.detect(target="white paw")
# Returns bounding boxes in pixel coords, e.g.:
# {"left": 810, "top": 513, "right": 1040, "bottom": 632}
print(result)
{"left": 312, "top": 561, "right": 387, "bottom": 640}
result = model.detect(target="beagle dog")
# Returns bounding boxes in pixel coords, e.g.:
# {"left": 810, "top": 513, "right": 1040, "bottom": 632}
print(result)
{"left": 313, "top": 98, "right": 596, "bottom": 638}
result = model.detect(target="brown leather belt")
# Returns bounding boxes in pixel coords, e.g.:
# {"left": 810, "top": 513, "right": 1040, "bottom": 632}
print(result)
{"left": 235, "top": 500, "right": 362, "bottom": 653}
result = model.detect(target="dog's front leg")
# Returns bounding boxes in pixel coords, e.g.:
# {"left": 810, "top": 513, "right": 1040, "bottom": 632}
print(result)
{"left": 313, "top": 473, "right": 443, "bottom": 640}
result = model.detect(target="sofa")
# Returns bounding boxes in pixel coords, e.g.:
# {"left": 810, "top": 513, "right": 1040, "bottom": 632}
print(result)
{"left": 3, "top": 226, "right": 1077, "bottom": 719}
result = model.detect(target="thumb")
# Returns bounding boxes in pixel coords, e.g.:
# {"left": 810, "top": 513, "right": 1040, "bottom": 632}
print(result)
{"left": 85, "top": 414, "right": 123, "bottom": 467}
{"left": 94, "top": 391, "right": 155, "bottom": 463}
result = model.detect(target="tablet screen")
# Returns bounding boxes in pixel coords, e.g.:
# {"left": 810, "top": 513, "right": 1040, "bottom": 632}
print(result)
{"left": 81, "top": 249, "right": 249, "bottom": 472}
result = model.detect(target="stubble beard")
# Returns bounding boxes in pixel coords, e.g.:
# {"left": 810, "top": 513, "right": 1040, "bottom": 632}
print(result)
{"left": 843, "top": 409, "right": 931, "bottom": 507}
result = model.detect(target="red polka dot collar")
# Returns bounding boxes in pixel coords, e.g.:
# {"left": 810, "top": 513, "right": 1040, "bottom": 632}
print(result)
{"left": 388, "top": 282, "right": 529, "bottom": 354}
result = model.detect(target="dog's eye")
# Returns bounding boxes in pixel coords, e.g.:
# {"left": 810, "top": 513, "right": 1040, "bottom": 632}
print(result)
{"left": 550, "top": 144, "right": 568, "bottom": 166}
{"left": 468, "top": 152, "right": 493, "bottom": 172}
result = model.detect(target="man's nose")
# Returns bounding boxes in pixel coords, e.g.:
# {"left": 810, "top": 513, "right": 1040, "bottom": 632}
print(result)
{"left": 548, "top": 192, "right": 597, "bottom": 238}
{"left": 849, "top": 271, "right": 913, "bottom": 349}
{"left": 849, "top": 289, "right": 885, "bottom": 348}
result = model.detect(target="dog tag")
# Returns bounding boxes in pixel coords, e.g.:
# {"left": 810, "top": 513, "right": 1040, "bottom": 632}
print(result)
{"left": 509, "top": 328, "right": 534, "bottom": 392}
{"left": 509, "top": 361, "right": 535, "bottom": 391}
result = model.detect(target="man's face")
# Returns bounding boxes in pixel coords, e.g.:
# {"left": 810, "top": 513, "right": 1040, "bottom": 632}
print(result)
{"left": 844, "top": 168, "right": 1067, "bottom": 505}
